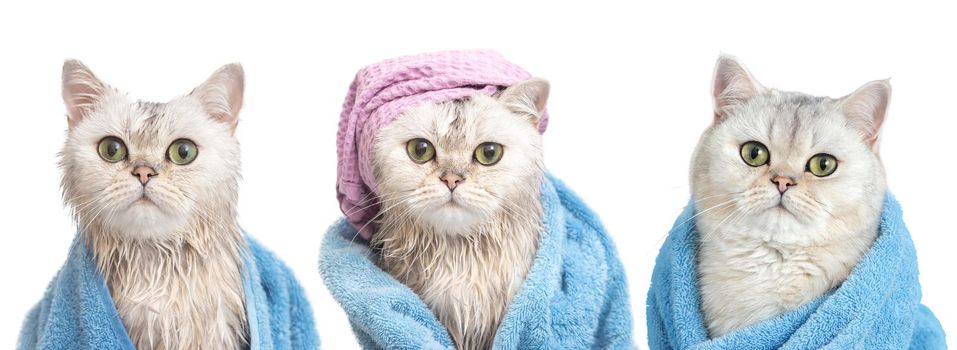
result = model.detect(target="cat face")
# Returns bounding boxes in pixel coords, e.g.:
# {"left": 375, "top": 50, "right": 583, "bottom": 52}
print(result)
{"left": 372, "top": 79, "right": 548, "bottom": 235}
{"left": 59, "top": 61, "right": 244, "bottom": 240}
{"left": 692, "top": 55, "right": 889, "bottom": 245}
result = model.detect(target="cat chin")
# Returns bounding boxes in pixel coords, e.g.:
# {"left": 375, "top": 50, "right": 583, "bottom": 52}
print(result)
{"left": 102, "top": 205, "right": 191, "bottom": 240}
{"left": 421, "top": 205, "right": 489, "bottom": 236}
{"left": 715, "top": 210, "right": 828, "bottom": 246}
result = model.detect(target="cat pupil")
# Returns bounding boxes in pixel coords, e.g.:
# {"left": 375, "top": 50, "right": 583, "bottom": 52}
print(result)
{"left": 108, "top": 142, "right": 119, "bottom": 157}
{"left": 750, "top": 147, "right": 760, "bottom": 160}
{"left": 178, "top": 144, "right": 190, "bottom": 158}
{"left": 415, "top": 142, "right": 427, "bottom": 157}
{"left": 483, "top": 146, "right": 495, "bottom": 158}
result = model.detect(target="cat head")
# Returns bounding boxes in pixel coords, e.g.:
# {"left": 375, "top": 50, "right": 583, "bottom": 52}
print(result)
{"left": 60, "top": 60, "right": 244, "bottom": 240}
{"left": 372, "top": 79, "right": 549, "bottom": 236}
{"left": 691, "top": 55, "right": 889, "bottom": 244}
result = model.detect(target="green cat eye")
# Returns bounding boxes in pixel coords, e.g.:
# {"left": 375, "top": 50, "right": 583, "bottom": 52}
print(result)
{"left": 474, "top": 142, "right": 504, "bottom": 166}
{"left": 807, "top": 153, "right": 838, "bottom": 177}
{"left": 167, "top": 139, "right": 198, "bottom": 165}
{"left": 740, "top": 141, "right": 770, "bottom": 167}
{"left": 406, "top": 138, "right": 435, "bottom": 163}
{"left": 97, "top": 137, "right": 127, "bottom": 163}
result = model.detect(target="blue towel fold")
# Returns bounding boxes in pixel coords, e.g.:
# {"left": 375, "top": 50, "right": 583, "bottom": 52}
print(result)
{"left": 646, "top": 193, "right": 946, "bottom": 349}
{"left": 320, "top": 174, "right": 634, "bottom": 349}
{"left": 18, "top": 234, "right": 319, "bottom": 350}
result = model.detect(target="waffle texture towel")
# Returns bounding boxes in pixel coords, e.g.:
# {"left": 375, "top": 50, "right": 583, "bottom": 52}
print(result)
{"left": 320, "top": 175, "right": 634, "bottom": 349}
{"left": 336, "top": 49, "right": 547, "bottom": 239}
{"left": 18, "top": 234, "right": 319, "bottom": 350}
{"left": 646, "top": 193, "right": 946, "bottom": 349}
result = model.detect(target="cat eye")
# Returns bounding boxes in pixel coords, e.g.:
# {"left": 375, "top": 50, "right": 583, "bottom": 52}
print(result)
{"left": 474, "top": 142, "right": 504, "bottom": 166}
{"left": 806, "top": 153, "right": 838, "bottom": 177}
{"left": 740, "top": 141, "right": 770, "bottom": 167}
{"left": 406, "top": 138, "right": 435, "bottom": 163}
{"left": 97, "top": 137, "right": 128, "bottom": 163}
{"left": 167, "top": 139, "right": 198, "bottom": 165}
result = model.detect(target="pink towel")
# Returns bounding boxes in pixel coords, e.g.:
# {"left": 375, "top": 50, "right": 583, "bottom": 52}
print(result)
{"left": 336, "top": 50, "right": 547, "bottom": 239}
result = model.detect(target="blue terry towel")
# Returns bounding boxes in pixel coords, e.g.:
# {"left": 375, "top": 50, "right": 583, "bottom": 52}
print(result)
{"left": 646, "top": 193, "right": 946, "bottom": 349}
{"left": 18, "top": 234, "right": 319, "bottom": 350}
{"left": 320, "top": 175, "right": 634, "bottom": 349}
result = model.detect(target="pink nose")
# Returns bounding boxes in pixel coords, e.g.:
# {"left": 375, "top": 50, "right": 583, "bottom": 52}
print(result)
{"left": 771, "top": 175, "right": 796, "bottom": 194}
{"left": 132, "top": 166, "right": 157, "bottom": 185}
{"left": 440, "top": 172, "right": 465, "bottom": 191}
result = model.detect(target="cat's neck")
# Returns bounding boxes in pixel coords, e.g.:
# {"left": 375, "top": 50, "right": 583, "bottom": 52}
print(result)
{"left": 372, "top": 189, "right": 544, "bottom": 350}
{"left": 696, "top": 217, "right": 879, "bottom": 337}
{"left": 81, "top": 206, "right": 248, "bottom": 350}
{"left": 83, "top": 208, "right": 245, "bottom": 282}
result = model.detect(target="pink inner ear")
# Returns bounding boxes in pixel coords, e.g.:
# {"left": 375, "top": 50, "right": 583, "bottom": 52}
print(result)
{"left": 842, "top": 81, "right": 891, "bottom": 147}
{"left": 210, "top": 110, "right": 236, "bottom": 125}
{"left": 63, "top": 77, "right": 105, "bottom": 128}
{"left": 197, "top": 64, "right": 244, "bottom": 129}
{"left": 712, "top": 56, "right": 764, "bottom": 121}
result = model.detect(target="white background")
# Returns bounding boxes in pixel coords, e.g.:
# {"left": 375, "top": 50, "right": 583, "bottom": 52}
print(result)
{"left": 1, "top": 1, "right": 954, "bottom": 348}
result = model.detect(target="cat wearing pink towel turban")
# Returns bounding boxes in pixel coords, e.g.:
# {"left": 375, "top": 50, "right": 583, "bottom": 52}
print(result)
{"left": 336, "top": 50, "right": 549, "bottom": 349}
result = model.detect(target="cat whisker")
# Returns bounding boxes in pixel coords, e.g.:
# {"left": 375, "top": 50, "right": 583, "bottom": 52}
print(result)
{"left": 350, "top": 196, "right": 420, "bottom": 245}
{"left": 806, "top": 194, "right": 834, "bottom": 218}
{"left": 347, "top": 188, "right": 422, "bottom": 212}
{"left": 650, "top": 197, "right": 738, "bottom": 249}
{"left": 486, "top": 192, "right": 535, "bottom": 226}
{"left": 343, "top": 191, "right": 421, "bottom": 218}
{"left": 692, "top": 191, "right": 744, "bottom": 204}
{"left": 676, "top": 197, "right": 738, "bottom": 229}
{"left": 712, "top": 201, "right": 752, "bottom": 236}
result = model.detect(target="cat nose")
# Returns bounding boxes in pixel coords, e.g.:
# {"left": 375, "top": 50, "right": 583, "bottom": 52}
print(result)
{"left": 132, "top": 166, "right": 157, "bottom": 185}
{"left": 771, "top": 175, "right": 796, "bottom": 194}
{"left": 440, "top": 172, "right": 465, "bottom": 191}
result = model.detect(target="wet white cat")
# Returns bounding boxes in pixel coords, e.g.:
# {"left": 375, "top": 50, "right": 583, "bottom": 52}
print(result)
{"left": 692, "top": 55, "right": 890, "bottom": 337}
{"left": 60, "top": 60, "right": 247, "bottom": 349}
{"left": 370, "top": 79, "right": 549, "bottom": 350}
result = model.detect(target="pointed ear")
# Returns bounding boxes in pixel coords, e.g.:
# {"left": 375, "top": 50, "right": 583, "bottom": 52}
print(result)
{"left": 192, "top": 63, "right": 244, "bottom": 131}
{"left": 498, "top": 78, "right": 549, "bottom": 128}
{"left": 62, "top": 60, "right": 107, "bottom": 129}
{"left": 840, "top": 79, "right": 891, "bottom": 150}
{"left": 712, "top": 54, "right": 765, "bottom": 122}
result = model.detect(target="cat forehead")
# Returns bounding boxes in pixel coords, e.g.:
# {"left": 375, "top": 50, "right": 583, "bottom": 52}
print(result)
{"left": 720, "top": 92, "right": 860, "bottom": 153}
{"left": 392, "top": 97, "right": 528, "bottom": 142}
{"left": 77, "top": 94, "right": 220, "bottom": 146}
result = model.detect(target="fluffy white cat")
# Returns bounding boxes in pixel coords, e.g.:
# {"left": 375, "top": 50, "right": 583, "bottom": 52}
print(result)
{"left": 692, "top": 55, "right": 890, "bottom": 337}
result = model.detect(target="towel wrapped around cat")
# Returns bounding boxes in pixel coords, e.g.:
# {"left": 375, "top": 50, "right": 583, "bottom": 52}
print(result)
{"left": 18, "top": 234, "right": 319, "bottom": 350}
{"left": 321, "top": 175, "right": 633, "bottom": 349}
{"left": 646, "top": 194, "right": 946, "bottom": 349}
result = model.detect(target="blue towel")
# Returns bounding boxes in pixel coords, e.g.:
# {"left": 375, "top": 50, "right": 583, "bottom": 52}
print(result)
{"left": 320, "top": 174, "right": 634, "bottom": 349}
{"left": 646, "top": 193, "right": 946, "bottom": 349}
{"left": 18, "top": 234, "right": 319, "bottom": 350}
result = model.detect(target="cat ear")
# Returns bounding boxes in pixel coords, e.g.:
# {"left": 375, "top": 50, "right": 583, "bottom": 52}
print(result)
{"left": 498, "top": 78, "right": 549, "bottom": 128}
{"left": 840, "top": 79, "right": 891, "bottom": 150}
{"left": 712, "top": 54, "right": 765, "bottom": 122}
{"left": 193, "top": 63, "right": 244, "bottom": 131}
{"left": 62, "top": 60, "right": 107, "bottom": 129}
